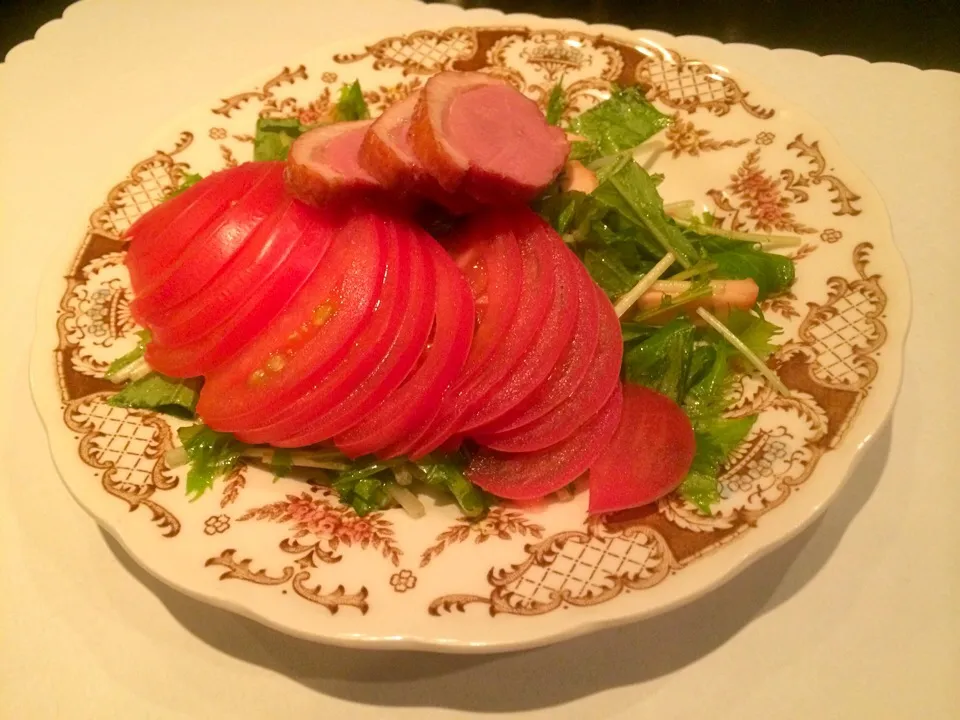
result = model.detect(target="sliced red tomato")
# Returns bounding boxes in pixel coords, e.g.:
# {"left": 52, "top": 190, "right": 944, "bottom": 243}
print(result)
{"left": 407, "top": 210, "right": 557, "bottom": 458}
{"left": 123, "top": 169, "right": 229, "bottom": 260}
{"left": 467, "top": 383, "right": 623, "bottom": 500}
{"left": 273, "top": 224, "right": 438, "bottom": 447}
{"left": 195, "top": 211, "right": 387, "bottom": 429}
{"left": 458, "top": 238, "right": 578, "bottom": 432}
{"left": 132, "top": 163, "right": 285, "bottom": 326}
{"left": 124, "top": 168, "right": 238, "bottom": 291}
{"left": 387, "top": 213, "right": 523, "bottom": 458}
{"left": 335, "top": 238, "right": 475, "bottom": 459}
{"left": 447, "top": 213, "right": 523, "bottom": 380}
{"left": 475, "top": 284, "right": 622, "bottom": 453}
{"left": 126, "top": 163, "right": 268, "bottom": 303}
{"left": 145, "top": 202, "right": 339, "bottom": 378}
{"left": 150, "top": 195, "right": 299, "bottom": 347}
{"left": 474, "top": 257, "right": 600, "bottom": 436}
{"left": 237, "top": 220, "right": 427, "bottom": 446}
{"left": 587, "top": 383, "right": 696, "bottom": 515}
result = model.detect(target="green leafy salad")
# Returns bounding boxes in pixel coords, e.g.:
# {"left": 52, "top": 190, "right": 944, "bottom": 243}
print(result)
{"left": 109, "top": 80, "right": 798, "bottom": 519}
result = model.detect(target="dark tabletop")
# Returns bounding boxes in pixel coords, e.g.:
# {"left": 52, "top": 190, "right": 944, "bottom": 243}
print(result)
{"left": 3, "top": 0, "right": 958, "bottom": 71}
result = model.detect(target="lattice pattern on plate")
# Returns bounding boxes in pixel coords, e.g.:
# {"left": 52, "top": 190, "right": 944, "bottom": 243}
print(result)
{"left": 507, "top": 535, "right": 654, "bottom": 607}
{"left": 71, "top": 398, "right": 163, "bottom": 487}
{"left": 808, "top": 289, "right": 881, "bottom": 386}
{"left": 646, "top": 59, "right": 727, "bottom": 106}
{"left": 337, "top": 29, "right": 478, "bottom": 75}
{"left": 104, "top": 161, "right": 175, "bottom": 235}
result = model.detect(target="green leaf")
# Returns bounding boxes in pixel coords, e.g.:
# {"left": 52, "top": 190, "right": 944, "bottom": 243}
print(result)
{"left": 341, "top": 476, "right": 393, "bottom": 516}
{"left": 104, "top": 329, "right": 151, "bottom": 380}
{"left": 545, "top": 81, "right": 567, "bottom": 126}
{"left": 622, "top": 318, "right": 695, "bottom": 403}
{"left": 683, "top": 344, "right": 734, "bottom": 424}
{"left": 697, "top": 236, "right": 795, "bottom": 300}
{"left": 619, "top": 322, "right": 659, "bottom": 344}
{"left": 177, "top": 424, "right": 243, "bottom": 500}
{"left": 677, "top": 415, "right": 755, "bottom": 515}
{"left": 333, "top": 80, "right": 370, "bottom": 122}
{"left": 253, "top": 116, "right": 307, "bottom": 161}
{"left": 583, "top": 248, "right": 652, "bottom": 298}
{"left": 416, "top": 455, "right": 487, "bottom": 518}
{"left": 568, "top": 86, "right": 672, "bottom": 163}
{"left": 332, "top": 459, "right": 399, "bottom": 516}
{"left": 108, "top": 373, "right": 200, "bottom": 419}
{"left": 706, "top": 415, "right": 757, "bottom": 458}
{"left": 678, "top": 470, "right": 721, "bottom": 515}
{"left": 721, "top": 308, "right": 782, "bottom": 362}
{"left": 168, "top": 172, "right": 203, "bottom": 199}
{"left": 536, "top": 188, "right": 666, "bottom": 277}
{"left": 269, "top": 449, "right": 293, "bottom": 479}
{"left": 569, "top": 140, "right": 600, "bottom": 163}
{"left": 592, "top": 160, "right": 700, "bottom": 268}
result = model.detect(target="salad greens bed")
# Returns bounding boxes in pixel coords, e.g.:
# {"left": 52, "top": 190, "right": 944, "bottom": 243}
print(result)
{"left": 109, "top": 80, "right": 797, "bottom": 519}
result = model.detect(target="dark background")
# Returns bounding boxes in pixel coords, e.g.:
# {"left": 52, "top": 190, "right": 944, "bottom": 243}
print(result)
{"left": 2, "top": 0, "right": 959, "bottom": 71}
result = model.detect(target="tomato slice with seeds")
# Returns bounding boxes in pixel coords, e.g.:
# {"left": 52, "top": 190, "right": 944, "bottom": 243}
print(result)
{"left": 262, "top": 224, "right": 437, "bottom": 447}
{"left": 336, "top": 236, "right": 475, "bottom": 459}
{"left": 236, "top": 219, "right": 420, "bottom": 445}
{"left": 467, "top": 383, "right": 623, "bottom": 501}
{"left": 132, "top": 163, "right": 285, "bottom": 326}
{"left": 195, "top": 211, "right": 387, "bottom": 430}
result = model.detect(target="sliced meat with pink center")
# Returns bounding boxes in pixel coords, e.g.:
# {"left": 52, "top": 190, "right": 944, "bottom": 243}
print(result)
{"left": 359, "top": 92, "right": 475, "bottom": 214}
{"left": 408, "top": 71, "right": 569, "bottom": 204}
{"left": 286, "top": 120, "right": 384, "bottom": 206}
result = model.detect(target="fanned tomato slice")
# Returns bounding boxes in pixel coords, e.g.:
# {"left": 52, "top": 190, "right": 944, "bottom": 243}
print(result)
{"left": 474, "top": 256, "right": 600, "bottom": 436}
{"left": 475, "top": 285, "right": 622, "bottom": 453}
{"left": 387, "top": 213, "right": 522, "bottom": 458}
{"left": 235, "top": 219, "right": 419, "bottom": 445}
{"left": 264, "top": 224, "right": 437, "bottom": 447}
{"left": 150, "top": 195, "right": 298, "bottom": 347}
{"left": 458, "top": 233, "right": 579, "bottom": 432}
{"left": 336, "top": 237, "right": 475, "bottom": 459}
{"left": 126, "top": 163, "right": 267, "bottom": 303}
{"left": 195, "top": 211, "right": 387, "bottom": 429}
{"left": 587, "top": 384, "right": 695, "bottom": 515}
{"left": 407, "top": 209, "right": 557, "bottom": 458}
{"left": 467, "top": 383, "right": 623, "bottom": 501}
{"left": 132, "top": 163, "right": 285, "bottom": 326}
{"left": 145, "top": 201, "right": 338, "bottom": 378}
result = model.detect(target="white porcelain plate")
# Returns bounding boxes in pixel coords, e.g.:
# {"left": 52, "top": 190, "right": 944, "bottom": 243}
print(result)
{"left": 30, "top": 21, "right": 910, "bottom": 653}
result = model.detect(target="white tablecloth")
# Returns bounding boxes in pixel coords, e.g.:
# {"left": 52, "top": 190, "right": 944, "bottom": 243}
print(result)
{"left": 2, "top": 1, "right": 958, "bottom": 717}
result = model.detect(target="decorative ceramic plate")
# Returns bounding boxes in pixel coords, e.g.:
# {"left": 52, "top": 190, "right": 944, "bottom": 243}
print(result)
{"left": 31, "top": 21, "right": 909, "bottom": 653}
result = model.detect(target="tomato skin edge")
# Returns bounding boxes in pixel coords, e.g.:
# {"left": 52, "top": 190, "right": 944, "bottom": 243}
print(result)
{"left": 587, "top": 383, "right": 696, "bottom": 515}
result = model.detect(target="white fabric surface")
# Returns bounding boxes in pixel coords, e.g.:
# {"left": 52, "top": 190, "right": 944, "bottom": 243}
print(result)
{"left": 2, "top": 1, "right": 958, "bottom": 717}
